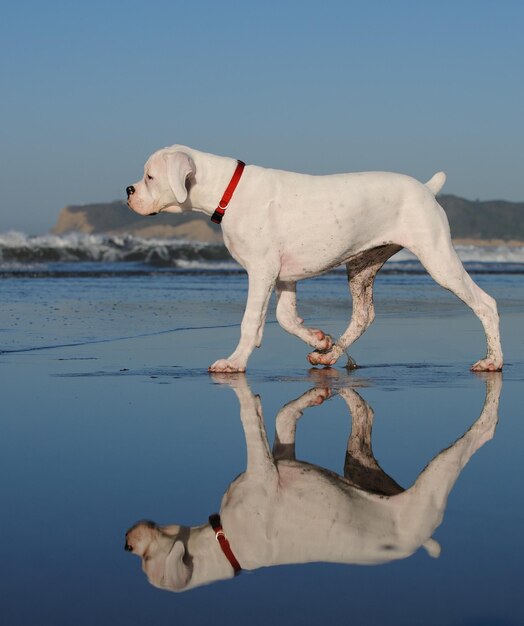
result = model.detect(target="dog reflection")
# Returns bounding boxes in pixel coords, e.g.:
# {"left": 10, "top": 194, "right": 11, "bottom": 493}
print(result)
{"left": 125, "top": 374, "right": 501, "bottom": 592}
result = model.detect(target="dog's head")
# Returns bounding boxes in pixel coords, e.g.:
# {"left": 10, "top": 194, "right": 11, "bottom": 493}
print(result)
{"left": 126, "top": 146, "right": 195, "bottom": 216}
{"left": 124, "top": 520, "right": 192, "bottom": 591}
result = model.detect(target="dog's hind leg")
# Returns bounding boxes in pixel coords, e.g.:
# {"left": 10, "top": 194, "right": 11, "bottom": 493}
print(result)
{"left": 308, "top": 245, "right": 401, "bottom": 367}
{"left": 409, "top": 237, "right": 503, "bottom": 371}
{"left": 276, "top": 280, "right": 333, "bottom": 351}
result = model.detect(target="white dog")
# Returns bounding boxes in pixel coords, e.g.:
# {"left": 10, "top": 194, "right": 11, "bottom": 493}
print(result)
{"left": 125, "top": 373, "right": 501, "bottom": 592}
{"left": 126, "top": 145, "right": 502, "bottom": 372}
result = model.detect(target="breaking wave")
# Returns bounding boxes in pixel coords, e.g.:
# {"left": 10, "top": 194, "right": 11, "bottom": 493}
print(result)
{"left": 0, "top": 231, "right": 233, "bottom": 269}
{"left": 1, "top": 231, "right": 524, "bottom": 275}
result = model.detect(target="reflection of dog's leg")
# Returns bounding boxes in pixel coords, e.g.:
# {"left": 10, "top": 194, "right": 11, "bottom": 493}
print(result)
{"left": 394, "top": 373, "right": 502, "bottom": 553}
{"left": 339, "top": 388, "right": 403, "bottom": 495}
{"left": 273, "top": 387, "right": 332, "bottom": 461}
{"left": 211, "top": 374, "right": 277, "bottom": 476}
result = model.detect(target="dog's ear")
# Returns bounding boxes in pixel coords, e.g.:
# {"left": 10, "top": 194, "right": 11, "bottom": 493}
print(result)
{"left": 164, "top": 152, "right": 195, "bottom": 204}
{"left": 163, "top": 540, "right": 192, "bottom": 590}
{"left": 423, "top": 538, "right": 441, "bottom": 558}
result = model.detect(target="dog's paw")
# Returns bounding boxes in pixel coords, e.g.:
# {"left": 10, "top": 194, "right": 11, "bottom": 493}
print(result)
{"left": 307, "top": 348, "right": 340, "bottom": 367}
{"left": 208, "top": 359, "right": 246, "bottom": 373}
{"left": 470, "top": 357, "right": 503, "bottom": 372}
{"left": 310, "top": 329, "right": 333, "bottom": 351}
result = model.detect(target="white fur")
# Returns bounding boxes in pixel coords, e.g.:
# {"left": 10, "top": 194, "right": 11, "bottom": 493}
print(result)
{"left": 125, "top": 373, "right": 501, "bottom": 592}
{"left": 127, "top": 145, "right": 503, "bottom": 372}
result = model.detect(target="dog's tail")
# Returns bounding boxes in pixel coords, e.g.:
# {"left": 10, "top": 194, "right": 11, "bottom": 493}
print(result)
{"left": 425, "top": 171, "right": 446, "bottom": 195}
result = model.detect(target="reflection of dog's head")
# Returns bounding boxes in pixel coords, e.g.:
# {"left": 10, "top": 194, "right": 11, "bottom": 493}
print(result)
{"left": 126, "top": 146, "right": 195, "bottom": 216}
{"left": 124, "top": 521, "right": 191, "bottom": 590}
{"left": 125, "top": 520, "right": 236, "bottom": 592}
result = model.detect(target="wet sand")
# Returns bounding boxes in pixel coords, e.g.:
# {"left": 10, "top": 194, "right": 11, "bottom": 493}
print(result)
{"left": 1, "top": 272, "right": 523, "bottom": 625}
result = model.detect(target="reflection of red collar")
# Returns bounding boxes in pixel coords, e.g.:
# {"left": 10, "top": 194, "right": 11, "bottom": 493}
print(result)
{"left": 209, "top": 514, "right": 242, "bottom": 575}
{"left": 210, "top": 160, "right": 246, "bottom": 224}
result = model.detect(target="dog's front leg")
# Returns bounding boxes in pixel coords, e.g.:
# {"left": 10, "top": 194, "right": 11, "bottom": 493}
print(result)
{"left": 209, "top": 269, "right": 277, "bottom": 373}
{"left": 276, "top": 281, "right": 333, "bottom": 351}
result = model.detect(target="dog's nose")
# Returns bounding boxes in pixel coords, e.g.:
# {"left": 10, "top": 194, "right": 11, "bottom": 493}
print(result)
{"left": 124, "top": 541, "right": 133, "bottom": 552}
{"left": 126, "top": 185, "right": 135, "bottom": 198}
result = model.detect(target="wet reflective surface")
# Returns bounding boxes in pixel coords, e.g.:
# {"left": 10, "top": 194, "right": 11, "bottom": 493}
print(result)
{"left": 125, "top": 374, "right": 501, "bottom": 592}
{"left": 1, "top": 272, "right": 523, "bottom": 624}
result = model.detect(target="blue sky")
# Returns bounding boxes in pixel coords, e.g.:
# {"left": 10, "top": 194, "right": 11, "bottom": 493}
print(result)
{"left": 1, "top": 0, "right": 523, "bottom": 233}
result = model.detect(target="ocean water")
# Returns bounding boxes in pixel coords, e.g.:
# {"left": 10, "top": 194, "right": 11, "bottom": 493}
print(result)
{"left": 1, "top": 233, "right": 523, "bottom": 625}
{"left": 2, "top": 231, "right": 524, "bottom": 275}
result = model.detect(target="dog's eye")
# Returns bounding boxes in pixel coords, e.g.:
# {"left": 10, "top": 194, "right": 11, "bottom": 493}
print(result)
{"left": 146, "top": 174, "right": 154, "bottom": 181}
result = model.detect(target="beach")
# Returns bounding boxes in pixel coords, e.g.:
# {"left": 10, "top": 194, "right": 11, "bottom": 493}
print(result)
{"left": 3, "top": 0, "right": 524, "bottom": 620}
{"left": 1, "top": 256, "right": 524, "bottom": 624}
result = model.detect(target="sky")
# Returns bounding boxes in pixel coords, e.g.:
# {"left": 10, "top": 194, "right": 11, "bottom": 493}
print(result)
{"left": 1, "top": 0, "right": 523, "bottom": 234}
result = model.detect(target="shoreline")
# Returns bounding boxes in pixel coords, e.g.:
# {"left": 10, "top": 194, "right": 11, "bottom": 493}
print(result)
{"left": 2, "top": 228, "right": 524, "bottom": 248}
{"left": 452, "top": 238, "right": 524, "bottom": 247}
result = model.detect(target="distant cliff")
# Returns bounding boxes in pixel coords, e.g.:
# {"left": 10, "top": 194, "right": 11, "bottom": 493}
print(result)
{"left": 52, "top": 196, "right": 524, "bottom": 242}
{"left": 51, "top": 201, "right": 223, "bottom": 242}
{"left": 438, "top": 195, "right": 524, "bottom": 241}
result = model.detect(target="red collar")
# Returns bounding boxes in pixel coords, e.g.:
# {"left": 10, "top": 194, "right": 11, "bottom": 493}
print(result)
{"left": 209, "top": 514, "right": 242, "bottom": 575}
{"left": 210, "top": 160, "right": 245, "bottom": 224}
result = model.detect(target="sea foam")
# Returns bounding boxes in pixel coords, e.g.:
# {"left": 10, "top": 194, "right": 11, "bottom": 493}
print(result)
{"left": 1, "top": 231, "right": 523, "bottom": 273}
